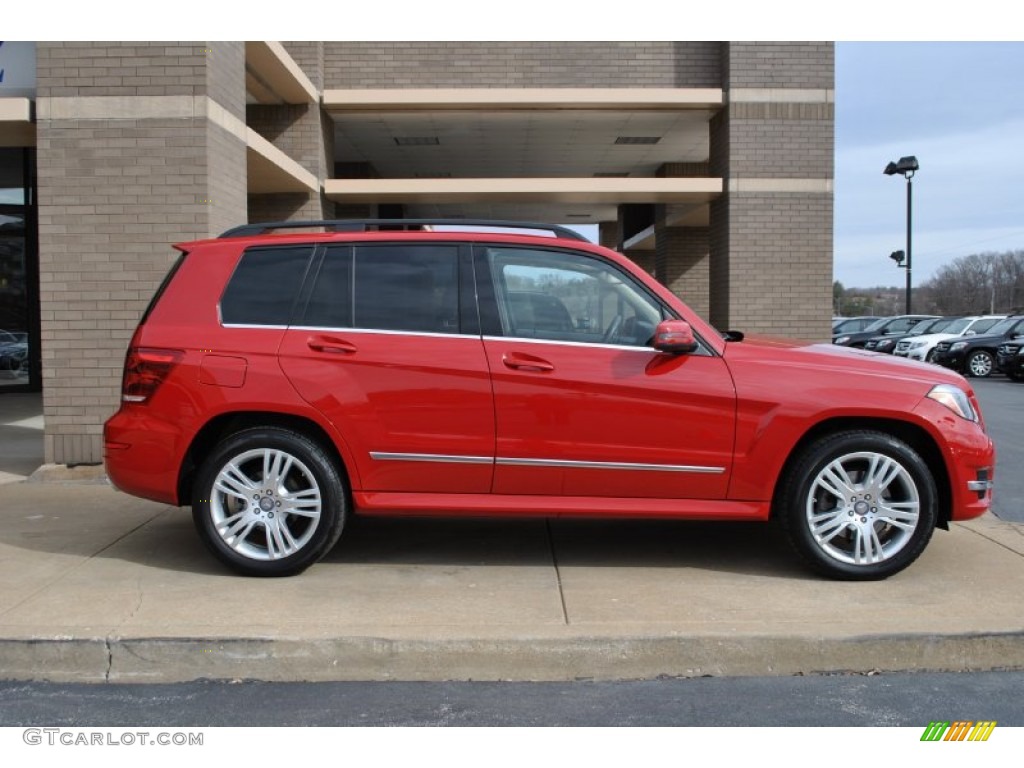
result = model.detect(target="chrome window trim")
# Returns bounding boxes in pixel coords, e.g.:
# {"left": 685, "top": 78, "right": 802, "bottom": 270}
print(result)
{"left": 291, "top": 326, "right": 479, "bottom": 340}
{"left": 222, "top": 323, "right": 289, "bottom": 330}
{"left": 496, "top": 457, "right": 725, "bottom": 474}
{"left": 369, "top": 452, "right": 725, "bottom": 474}
{"left": 369, "top": 452, "right": 493, "bottom": 465}
{"left": 482, "top": 334, "right": 658, "bottom": 354}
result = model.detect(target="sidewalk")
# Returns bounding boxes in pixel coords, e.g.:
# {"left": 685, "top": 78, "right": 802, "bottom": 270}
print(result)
{"left": 0, "top": 393, "right": 43, "bottom": 484}
{"left": 1, "top": 480, "right": 1023, "bottom": 683}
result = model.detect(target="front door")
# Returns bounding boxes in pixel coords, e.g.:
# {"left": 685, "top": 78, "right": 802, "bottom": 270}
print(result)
{"left": 477, "top": 245, "right": 736, "bottom": 500}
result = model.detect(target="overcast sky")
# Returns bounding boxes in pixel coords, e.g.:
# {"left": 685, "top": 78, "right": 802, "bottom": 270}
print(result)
{"left": 835, "top": 41, "right": 1024, "bottom": 288}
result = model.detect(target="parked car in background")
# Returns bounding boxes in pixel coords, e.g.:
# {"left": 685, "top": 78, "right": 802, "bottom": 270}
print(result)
{"left": 832, "top": 315, "right": 939, "bottom": 348}
{"left": 0, "top": 330, "right": 28, "bottom": 380}
{"left": 1008, "top": 345, "right": 1024, "bottom": 382}
{"left": 895, "top": 315, "right": 1006, "bottom": 363}
{"left": 996, "top": 336, "right": 1024, "bottom": 381}
{"left": 832, "top": 316, "right": 882, "bottom": 335}
{"left": 103, "top": 218, "right": 995, "bottom": 581}
{"left": 932, "top": 315, "right": 1024, "bottom": 377}
{"left": 864, "top": 317, "right": 949, "bottom": 354}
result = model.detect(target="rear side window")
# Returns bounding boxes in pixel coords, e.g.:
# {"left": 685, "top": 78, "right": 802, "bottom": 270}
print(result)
{"left": 304, "top": 244, "right": 460, "bottom": 334}
{"left": 220, "top": 246, "right": 313, "bottom": 326}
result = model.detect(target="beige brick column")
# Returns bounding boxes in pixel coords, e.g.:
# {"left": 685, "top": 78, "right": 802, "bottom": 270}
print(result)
{"left": 709, "top": 42, "right": 834, "bottom": 340}
{"left": 36, "top": 42, "right": 248, "bottom": 465}
{"left": 655, "top": 225, "right": 710, "bottom": 317}
{"left": 599, "top": 220, "right": 622, "bottom": 251}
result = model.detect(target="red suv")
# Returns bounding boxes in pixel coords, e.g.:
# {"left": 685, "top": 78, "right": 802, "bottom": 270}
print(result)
{"left": 104, "top": 220, "right": 995, "bottom": 580}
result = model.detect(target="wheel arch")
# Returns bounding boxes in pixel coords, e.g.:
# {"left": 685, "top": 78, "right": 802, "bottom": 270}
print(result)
{"left": 770, "top": 416, "right": 952, "bottom": 529}
{"left": 176, "top": 411, "right": 349, "bottom": 506}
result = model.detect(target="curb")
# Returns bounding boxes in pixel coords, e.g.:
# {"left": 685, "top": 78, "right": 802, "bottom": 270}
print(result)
{"left": 26, "top": 463, "right": 108, "bottom": 485}
{"left": 3, "top": 632, "right": 1024, "bottom": 684}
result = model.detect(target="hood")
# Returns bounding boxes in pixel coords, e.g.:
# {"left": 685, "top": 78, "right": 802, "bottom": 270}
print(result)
{"left": 722, "top": 334, "right": 971, "bottom": 390}
{"left": 898, "top": 332, "right": 958, "bottom": 345}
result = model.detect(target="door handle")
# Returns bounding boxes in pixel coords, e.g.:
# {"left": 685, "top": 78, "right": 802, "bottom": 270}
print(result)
{"left": 502, "top": 352, "right": 555, "bottom": 372}
{"left": 307, "top": 335, "right": 358, "bottom": 354}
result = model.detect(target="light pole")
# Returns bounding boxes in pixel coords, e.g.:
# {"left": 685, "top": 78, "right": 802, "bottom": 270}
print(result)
{"left": 884, "top": 156, "right": 919, "bottom": 314}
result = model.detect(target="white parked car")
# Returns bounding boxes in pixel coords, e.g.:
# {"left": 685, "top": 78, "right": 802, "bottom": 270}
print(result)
{"left": 895, "top": 315, "right": 1006, "bottom": 362}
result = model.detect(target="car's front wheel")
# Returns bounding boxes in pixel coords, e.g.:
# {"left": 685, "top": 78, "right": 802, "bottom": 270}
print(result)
{"left": 192, "top": 427, "right": 347, "bottom": 576}
{"left": 966, "top": 350, "right": 994, "bottom": 377}
{"left": 777, "top": 431, "right": 937, "bottom": 580}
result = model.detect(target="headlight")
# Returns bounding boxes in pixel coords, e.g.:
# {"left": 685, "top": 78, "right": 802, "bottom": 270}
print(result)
{"left": 926, "top": 384, "right": 978, "bottom": 422}
{"left": 950, "top": 341, "right": 968, "bottom": 351}
{"left": 910, "top": 341, "right": 925, "bottom": 349}
{"left": 834, "top": 336, "right": 851, "bottom": 345}
{"left": 877, "top": 339, "right": 893, "bottom": 349}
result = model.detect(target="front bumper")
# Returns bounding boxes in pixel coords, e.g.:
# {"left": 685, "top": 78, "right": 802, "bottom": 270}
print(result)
{"left": 912, "top": 396, "right": 995, "bottom": 521}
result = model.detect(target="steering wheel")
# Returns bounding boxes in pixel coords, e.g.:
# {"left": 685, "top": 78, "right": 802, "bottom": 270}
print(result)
{"left": 602, "top": 314, "right": 624, "bottom": 343}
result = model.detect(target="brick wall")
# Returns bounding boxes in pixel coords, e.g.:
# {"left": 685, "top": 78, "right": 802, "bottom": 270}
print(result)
{"left": 710, "top": 193, "right": 832, "bottom": 337}
{"left": 723, "top": 42, "right": 833, "bottom": 89}
{"left": 36, "top": 42, "right": 208, "bottom": 98}
{"left": 721, "top": 103, "right": 834, "bottom": 179}
{"left": 655, "top": 226, "right": 710, "bottom": 318}
{"left": 323, "top": 42, "right": 721, "bottom": 88}
{"left": 708, "top": 42, "right": 834, "bottom": 340}
{"left": 36, "top": 42, "right": 248, "bottom": 465}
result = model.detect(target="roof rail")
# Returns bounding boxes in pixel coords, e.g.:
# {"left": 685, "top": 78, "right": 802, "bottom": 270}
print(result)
{"left": 218, "top": 219, "right": 590, "bottom": 242}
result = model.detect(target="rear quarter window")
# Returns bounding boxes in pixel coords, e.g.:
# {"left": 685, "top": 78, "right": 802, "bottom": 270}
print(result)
{"left": 220, "top": 246, "right": 314, "bottom": 326}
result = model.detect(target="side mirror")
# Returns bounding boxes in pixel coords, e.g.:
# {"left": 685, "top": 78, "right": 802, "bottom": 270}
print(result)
{"left": 653, "top": 319, "right": 698, "bottom": 355}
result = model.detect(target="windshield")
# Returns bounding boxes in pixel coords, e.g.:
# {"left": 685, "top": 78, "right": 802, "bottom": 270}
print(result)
{"left": 910, "top": 318, "right": 943, "bottom": 334}
{"left": 861, "top": 317, "right": 888, "bottom": 333}
{"left": 985, "top": 318, "right": 1018, "bottom": 336}
{"left": 942, "top": 317, "right": 975, "bottom": 335}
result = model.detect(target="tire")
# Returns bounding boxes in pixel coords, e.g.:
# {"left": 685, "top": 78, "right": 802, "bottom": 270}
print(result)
{"left": 1007, "top": 369, "right": 1023, "bottom": 382}
{"left": 777, "top": 430, "right": 937, "bottom": 581}
{"left": 192, "top": 427, "right": 347, "bottom": 577}
{"left": 966, "top": 350, "right": 994, "bottom": 377}
{"left": 925, "top": 348, "right": 937, "bottom": 363}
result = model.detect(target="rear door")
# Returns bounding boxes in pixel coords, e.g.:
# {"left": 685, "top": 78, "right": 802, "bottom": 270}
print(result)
{"left": 477, "top": 245, "right": 736, "bottom": 500}
{"left": 278, "top": 242, "right": 495, "bottom": 493}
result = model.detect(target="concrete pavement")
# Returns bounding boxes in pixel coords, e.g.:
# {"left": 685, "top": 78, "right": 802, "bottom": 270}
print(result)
{"left": 0, "top": 480, "right": 1023, "bottom": 683}
{"left": 0, "top": 393, "right": 44, "bottom": 484}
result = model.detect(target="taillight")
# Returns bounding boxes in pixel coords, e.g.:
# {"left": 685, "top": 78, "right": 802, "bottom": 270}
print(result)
{"left": 122, "top": 347, "right": 184, "bottom": 403}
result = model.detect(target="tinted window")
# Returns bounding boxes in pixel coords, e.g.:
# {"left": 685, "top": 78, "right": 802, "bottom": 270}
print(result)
{"left": 969, "top": 318, "right": 1002, "bottom": 334}
{"left": 221, "top": 247, "right": 313, "bottom": 326}
{"left": 304, "top": 247, "right": 354, "bottom": 328}
{"left": 304, "top": 244, "right": 460, "bottom": 334}
{"left": 486, "top": 247, "right": 663, "bottom": 347}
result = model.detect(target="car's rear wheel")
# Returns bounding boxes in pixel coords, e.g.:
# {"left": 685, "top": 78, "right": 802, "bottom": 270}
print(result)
{"left": 777, "top": 431, "right": 937, "bottom": 580}
{"left": 966, "top": 350, "right": 994, "bottom": 377}
{"left": 192, "top": 427, "right": 347, "bottom": 576}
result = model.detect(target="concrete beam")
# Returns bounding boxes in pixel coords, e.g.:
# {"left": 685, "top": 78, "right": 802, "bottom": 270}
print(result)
{"left": 324, "top": 177, "right": 722, "bottom": 205}
{"left": 324, "top": 88, "right": 724, "bottom": 112}
{"left": 245, "top": 41, "right": 318, "bottom": 105}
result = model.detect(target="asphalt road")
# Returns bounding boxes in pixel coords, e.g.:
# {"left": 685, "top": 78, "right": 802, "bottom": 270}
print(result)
{"left": 1, "top": 672, "right": 1021, "bottom": 726}
{"left": 971, "top": 377, "right": 1024, "bottom": 523}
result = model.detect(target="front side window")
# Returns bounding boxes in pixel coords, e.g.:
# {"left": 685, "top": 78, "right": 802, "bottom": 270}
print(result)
{"left": 486, "top": 247, "right": 663, "bottom": 347}
{"left": 303, "top": 244, "right": 460, "bottom": 334}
